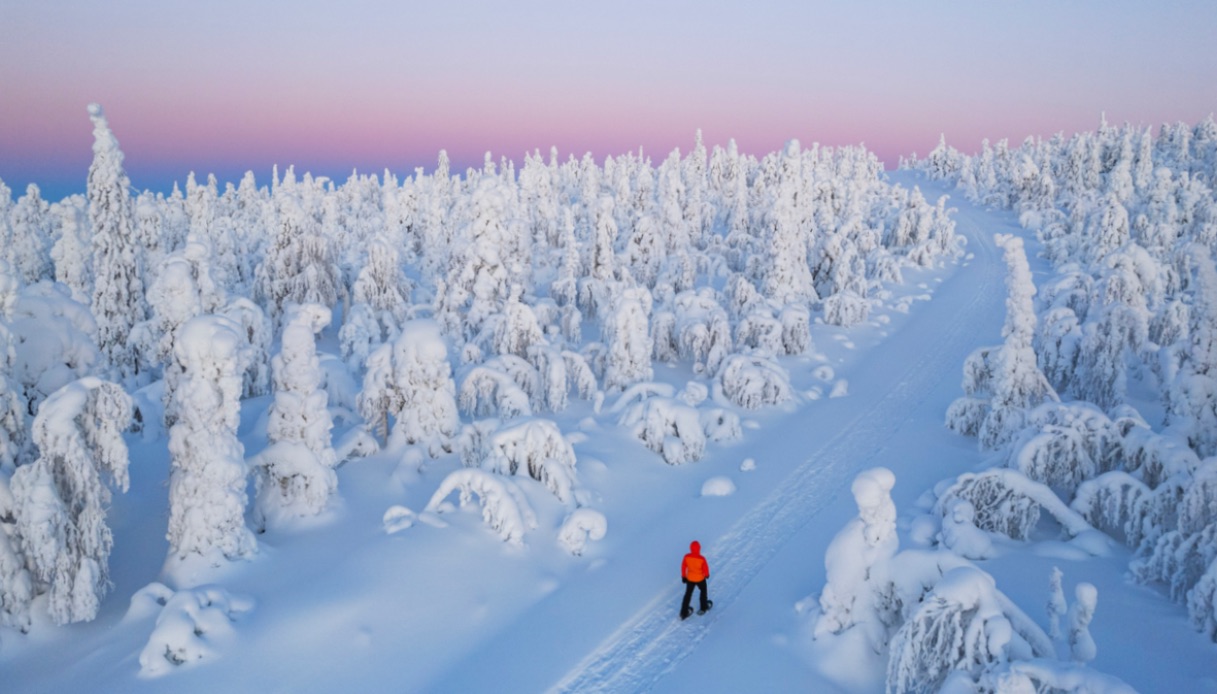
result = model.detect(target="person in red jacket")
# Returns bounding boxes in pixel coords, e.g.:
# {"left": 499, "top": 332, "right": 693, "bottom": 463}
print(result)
{"left": 680, "top": 540, "right": 712, "bottom": 619}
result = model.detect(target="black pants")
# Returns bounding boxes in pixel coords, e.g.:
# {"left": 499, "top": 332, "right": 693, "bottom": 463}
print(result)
{"left": 681, "top": 579, "right": 709, "bottom": 613}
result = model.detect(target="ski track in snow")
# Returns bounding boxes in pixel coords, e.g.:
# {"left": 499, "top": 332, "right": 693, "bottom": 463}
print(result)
{"left": 549, "top": 183, "right": 1004, "bottom": 693}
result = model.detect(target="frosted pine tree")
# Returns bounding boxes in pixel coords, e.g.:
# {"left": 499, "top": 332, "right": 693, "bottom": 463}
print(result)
{"left": 358, "top": 319, "right": 459, "bottom": 454}
{"left": 166, "top": 316, "right": 256, "bottom": 562}
{"left": 255, "top": 195, "right": 341, "bottom": 328}
{"left": 10, "top": 378, "right": 131, "bottom": 624}
{"left": 86, "top": 104, "right": 147, "bottom": 386}
{"left": 977, "top": 235, "right": 1058, "bottom": 450}
{"left": 813, "top": 468, "right": 899, "bottom": 647}
{"left": 1167, "top": 247, "right": 1217, "bottom": 457}
{"left": 603, "top": 287, "right": 653, "bottom": 392}
{"left": 49, "top": 194, "right": 92, "bottom": 301}
{"left": 254, "top": 304, "right": 337, "bottom": 527}
{"left": 8, "top": 185, "right": 53, "bottom": 284}
{"left": 762, "top": 141, "right": 816, "bottom": 306}
{"left": 340, "top": 237, "right": 411, "bottom": 368}
{"left": 435, "top": 177, "right": 512, "bottom": 342}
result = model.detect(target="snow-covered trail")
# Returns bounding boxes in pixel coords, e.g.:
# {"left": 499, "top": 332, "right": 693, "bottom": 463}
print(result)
{"left": 431, "top": 175, "right": 1012, "bottom": 693}
{"left": 548, "top": 175, "right": 1007, "bottom": 692}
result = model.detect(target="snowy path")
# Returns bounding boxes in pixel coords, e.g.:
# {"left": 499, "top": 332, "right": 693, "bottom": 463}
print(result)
{"left": 550, "top": 177, "right": 1006, "bottom": 693}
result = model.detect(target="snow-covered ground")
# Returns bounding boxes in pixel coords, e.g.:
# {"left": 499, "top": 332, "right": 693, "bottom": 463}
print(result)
{"left": 2, "top": 147, "right": 1216, "bottom": 692}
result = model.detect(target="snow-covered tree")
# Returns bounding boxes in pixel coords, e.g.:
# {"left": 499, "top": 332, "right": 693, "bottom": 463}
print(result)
{"left": 1068, "top": 583, "right": 1098, "bottom": 663}
{"left": 8, "top": 184, "right": 53, "bottom": 284}
{"left": 255, "top": 195, "right": 341, "bottom": 327}
{"left": 814, "top": 467, "right": 898, "bottom": 646}
{"left": 618, "top": 396, "right": 705, "bottom": 465}
{"left": 424, "top": 468, "right": 536, "bottom": 545}
{"left": 87, "top": 104, "right": 147, "bottom": 386}
{"left": 717, "top": 353, "right": 793, "bottom": 409}
{"left": 435, "top": 177, "right": 514, "bottom": 342}
{"left": 1167, "top": 247, "right": 1217, "bottom": 457}
{"left": 50, "top": 197, "right": 93, "bottom": 304}
{"left": 10, "top": 378, "right": 131, "bottom": 624}
{"left": 603, "top": 287, "right": 652, "bottom": 392}
{"left": 948, "top": 236, "right": 1057, "bottom": 448}
{"left": 464, "top": 418, "right": 578, "bottom": 503}
{"left": 166, "top": 316, "right": 255, "bottom": 562}
{"left": 886, "top": 566, "right": 1054, "bottom": 694}
{"left": 358, "top": 319, "right": 459, "bottom": 454}
{"left": 340, "top": 237, "right": 411, "bottom": 368}
{"left": 762, "top": 141, "right": 816, "bottom": 306}
{"left": 253, "top": 304, "right": 337, "bottom": 527}
{"left": 979, "top": 235, "right": 1059, "bottom": 449}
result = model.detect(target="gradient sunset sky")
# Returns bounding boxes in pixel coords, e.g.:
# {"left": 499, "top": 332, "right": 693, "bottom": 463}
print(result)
{"left": 3, "top": 0, "right": 1216, "bottom": 201}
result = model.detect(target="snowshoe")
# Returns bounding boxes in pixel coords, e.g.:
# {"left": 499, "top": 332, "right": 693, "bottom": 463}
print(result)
{"left": 680, "top": 607, "right": 693, "bottom": 620}
{"left": 698, "top": 600, "right": 713, "bottom": 615}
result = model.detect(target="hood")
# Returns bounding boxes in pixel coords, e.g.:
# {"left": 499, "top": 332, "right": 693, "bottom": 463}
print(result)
{"left": 689, "top": 541, "right": 701, "bottom": 555}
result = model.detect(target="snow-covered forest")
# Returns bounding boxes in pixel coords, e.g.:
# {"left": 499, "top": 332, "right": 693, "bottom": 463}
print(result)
{"left": 1, "top": 104, "right": 1215, "bottom": 693}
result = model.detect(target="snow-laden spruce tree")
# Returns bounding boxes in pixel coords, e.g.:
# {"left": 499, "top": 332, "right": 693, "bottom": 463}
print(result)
{"left": 8, "top": 184, "right": 53, "bottom": 284}
{"left": 435, "top": 177, "right": 514, "bottom": 343}
{"left": 947, "top": 235, "right": 1057, "bottom": 449}
{"left": 762, "top": 141, "right": 816, "bottom": 307}
{"left": 10, "top": 377, "right": 131, "bottom": 624}
{"left": 253, "top": 304, "right": 337, "bottom": 527}
{"left": 339, "top": 237, "right": 411, "bottom": 368}
{"left": 87, "top": 103, "right": 147, "bottom": 386}
{"left": 255, "top": 194, "right": 341, "bottom": 328}
{"left": 137, "top": 236, "right": 227, "bottom": 424}
{"left": 0, "top": 471, "right": 34, "bottom": 631}
{"left": 603, "top": 287, "right": 653, "bottom": 392}
{"left": 51, "top": 197, "right": 94, "bottom": 304}
{"left": 814, "top": 467, "right": 898, "bottom": 648}
{"left": 358, "top": 319, "right": 459, "bottom": 454}
{"left": 1167, "top": 246, "right": 1217, "bottom": 457}
{"left": 166, "top": 315, "right": 255, "bottom": 562}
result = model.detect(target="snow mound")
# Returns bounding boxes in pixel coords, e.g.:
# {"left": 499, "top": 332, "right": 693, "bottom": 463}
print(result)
{"left": 137, "top": 584, "right": 255, "bottom": 678}
{"left": 701, "top": 476, "right": 736, "bottom": 497}
{"left": 558, "top": 509, "right": 607, "bottom": 556}
{"left": 382, "top": 505, "right": 416, "bottom": 534}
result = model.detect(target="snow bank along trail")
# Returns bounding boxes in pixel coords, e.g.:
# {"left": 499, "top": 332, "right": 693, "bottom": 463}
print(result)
{"left": 550, "top": 177, "right": 1007, "bottom": 693}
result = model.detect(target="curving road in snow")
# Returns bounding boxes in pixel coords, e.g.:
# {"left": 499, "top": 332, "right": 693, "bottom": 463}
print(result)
{"left": 548, "top": 175, "right": 1009, "bottom": 693}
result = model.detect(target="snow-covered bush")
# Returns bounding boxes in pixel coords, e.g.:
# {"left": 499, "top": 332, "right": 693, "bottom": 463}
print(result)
{"left": 717, "top": 352, "right": 793, "bottom": 409}
{"left": 886, "top": 566, "right": 1054, "bottom": 694}
{"left": 558, "top": 508, "right": 607, "bottom": 556}
{"left": 932, "top": 469, "right": 1093, "bottom": 542}
{"left": 10, "top": 377, "right": 131, "bottom": 624}
{"left": 1071, "top": 471, "right": 1150, "bottom": 543}
{"left": 618, "top": 396, "right": 706, "bottom": 465}
{"left": 424, "top": 469, "right": 537, "bottom": 545}
{"left": 466, "top": 418, "right": 579, "bottom": 504}
{"left": 458, "top": 361, "right": 535, "bottom": 420}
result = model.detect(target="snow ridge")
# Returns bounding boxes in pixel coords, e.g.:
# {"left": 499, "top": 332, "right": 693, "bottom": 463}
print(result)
{"left": 550, "top": 187, "right": 1003, "bottom": 693}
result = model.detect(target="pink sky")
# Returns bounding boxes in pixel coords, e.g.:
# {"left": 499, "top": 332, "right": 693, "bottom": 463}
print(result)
{"left": 2, "top": 1, "right": 1216, "bottom": 200}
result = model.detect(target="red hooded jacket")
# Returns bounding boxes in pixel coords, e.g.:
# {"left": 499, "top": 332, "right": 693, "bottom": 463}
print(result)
{"left": 682, "top": 541, "right": 709, "bottom": 583}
